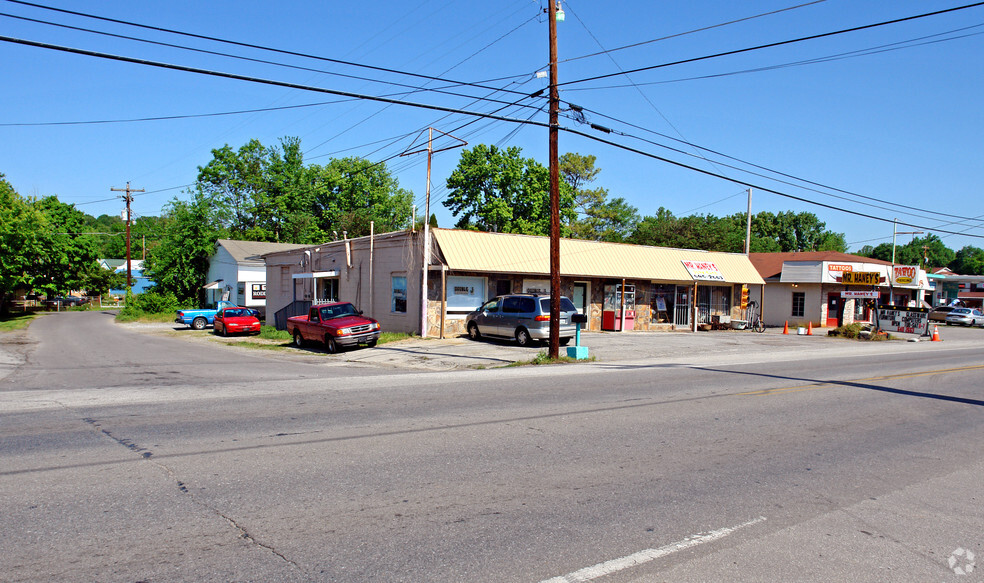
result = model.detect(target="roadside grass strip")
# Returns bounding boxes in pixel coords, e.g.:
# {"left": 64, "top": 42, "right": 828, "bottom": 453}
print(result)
{"left": 539, "top": 516, "right": 766, "bottom": 583}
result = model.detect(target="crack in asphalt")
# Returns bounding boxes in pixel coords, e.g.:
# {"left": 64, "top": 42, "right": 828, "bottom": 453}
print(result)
{"left": 80, "top": 415, "right": 301, "bottom": 571}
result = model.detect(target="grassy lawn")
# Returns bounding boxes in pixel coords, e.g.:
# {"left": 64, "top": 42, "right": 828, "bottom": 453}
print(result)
{"left": 0, "top": 312, "right": 38, "bottom": 332}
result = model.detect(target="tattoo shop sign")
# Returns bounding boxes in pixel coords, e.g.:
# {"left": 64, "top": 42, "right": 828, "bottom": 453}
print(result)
{"left": 876, "top": 305, "right": 929, "bottom": 335}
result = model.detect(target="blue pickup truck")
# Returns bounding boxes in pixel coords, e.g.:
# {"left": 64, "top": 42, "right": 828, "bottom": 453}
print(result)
{"left": 175, "top": 301, "right": 238, "bottom": 330}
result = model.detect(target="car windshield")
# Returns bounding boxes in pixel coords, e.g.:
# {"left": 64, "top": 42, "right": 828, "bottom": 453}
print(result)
{"left": 225, "top": 309, "right": 246, "bottom": 317}
{"left": 951, "top": 308, "right": 971, "bottom": 314}
{"left": 320, "top": 303, "right": 358, "bottom": 320}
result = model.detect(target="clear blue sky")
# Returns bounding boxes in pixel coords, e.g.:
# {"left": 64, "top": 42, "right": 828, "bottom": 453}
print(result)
{"left": 2, "top": 0, "right": 982, "bottom": 253}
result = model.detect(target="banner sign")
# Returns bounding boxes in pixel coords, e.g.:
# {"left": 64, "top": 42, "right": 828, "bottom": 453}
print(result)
{"left": 842, "top": 271, "right": 881, "bottom": 285}
{"left": 841, "top": 290, "right": 879, "bottom": 299}
{"left": 876, "top": 305, "right": 929, "bottom": 335}
{"left": 682, "top": 260, "right": 725, "bottom": 281}
{"left": 893, "top": 265, "right": 917, "bottom": 285}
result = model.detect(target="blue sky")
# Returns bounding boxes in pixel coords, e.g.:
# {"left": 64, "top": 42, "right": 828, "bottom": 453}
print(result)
{"left": 2, "top": 0, "right": 982, "bottom": 253}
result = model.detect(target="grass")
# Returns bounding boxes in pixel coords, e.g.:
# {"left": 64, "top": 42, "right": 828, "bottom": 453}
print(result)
{"left": 506, "top": 350, "right": 596, "bottom": 367}
{"left": 0, "top": 312, "right": 38, "bottom": 332}
{"left": 115, "top": 310, "right": 178, "bottom": 323}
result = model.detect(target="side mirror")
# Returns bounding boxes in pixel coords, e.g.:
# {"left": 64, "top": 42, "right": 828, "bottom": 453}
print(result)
{"left": 358, "top": 310, "right": 364, "bottom": 315}
{"left": 572, "top": 313, "right": 588, "bottom": 324}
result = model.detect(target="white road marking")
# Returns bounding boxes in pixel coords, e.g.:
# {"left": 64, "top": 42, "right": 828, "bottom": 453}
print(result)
{"left": 539, "top": 516, "right": 766, "bottom": 583}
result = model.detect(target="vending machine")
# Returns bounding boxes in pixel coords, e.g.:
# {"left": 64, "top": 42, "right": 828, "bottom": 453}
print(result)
{"left": 602, "top": 284, "right": 635, "bottom": 331}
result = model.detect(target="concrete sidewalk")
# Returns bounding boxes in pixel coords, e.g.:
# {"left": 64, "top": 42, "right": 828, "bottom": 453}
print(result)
{"left": 333, "top": 324, "right": 977, "bottom": 371}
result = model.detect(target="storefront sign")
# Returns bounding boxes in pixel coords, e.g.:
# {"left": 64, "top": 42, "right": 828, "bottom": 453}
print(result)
{"left": 682, "top": 260, "right": 725, "bottom": 281}
{"left": 876, "top": 305, "right": 929, "bottom": 335}
{"left": 827, "top": 264, "right": 853, "bottom": 279}
{"left": 842, "top": 271, "right": 881, "bottom": 285}
{"left": 841, "top": 290, "right": 879, "bottom": 299}
{"left": 893, "top": 265, "right": 917, "bottom": 285}
{"left": 251, "top": 283, "right": 266, "bottom": 300}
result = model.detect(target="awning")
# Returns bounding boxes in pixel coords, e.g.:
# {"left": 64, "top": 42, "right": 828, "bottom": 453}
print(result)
{"left": 203, "top": 281, "right": 222, "bottom": 290}
{"left": 292, "top": 270, "right": 339, "bottom": 279}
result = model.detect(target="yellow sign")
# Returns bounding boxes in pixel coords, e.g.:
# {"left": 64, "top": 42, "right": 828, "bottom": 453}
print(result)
{"left": 842, "top": 271, "right": 880, "bottom": 285}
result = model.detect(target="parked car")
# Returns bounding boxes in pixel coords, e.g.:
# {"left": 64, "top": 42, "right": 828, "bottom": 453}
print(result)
{"left": 287, "top": 302, "right": 380, "bottom": 353}
{"left": 175, "top": 301, "right": 237, "bottom": 330}
{"left": 465, "top": 294, "right": 577, "bottom": 347}
{"left": 45, "top": 295, "right": 84, "bottom": 308}
{"left": 928, "top": 306, "right": 956, "bottom": 322}
{"left": 944, "top": 307, "right": 984, "bottom": 326}
{"left": 213, "top": 307, "right": 261, "bottom": 336}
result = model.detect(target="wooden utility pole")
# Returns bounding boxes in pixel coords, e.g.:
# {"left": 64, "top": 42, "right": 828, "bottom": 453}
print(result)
{"left": 110, "top": 182, "right": 144, "bottom": 289}
{"left": 548, "top": 0, "right": 561, "bottom": 359}
{"left": 400, "top": 128, "right": 466, "bottom": 338}
{"left": 744, "top": 188, "right": 753, "bottom": 255}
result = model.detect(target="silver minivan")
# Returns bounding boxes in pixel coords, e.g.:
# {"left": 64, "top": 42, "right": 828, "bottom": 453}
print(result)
{"left": 465, "top": 294, "right": 578, "bottom": 346}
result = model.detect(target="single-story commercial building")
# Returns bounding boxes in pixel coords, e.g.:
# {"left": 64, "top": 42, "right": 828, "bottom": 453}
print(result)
{"left": 749, "top": 252, "right": 931, "bottom": 328}
{"left": 203, "top": 239, "right": 309, "bottom": 317}
{"left": 263, "top": 228, "right": 765, "bottom": 336}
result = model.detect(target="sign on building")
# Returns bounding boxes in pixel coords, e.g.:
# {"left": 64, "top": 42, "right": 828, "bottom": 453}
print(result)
{"left": 893, "top": 265, "right": 917, "bottom": 285}
{"left": 841, "top": 290, "right": 879, "bottom": 299}
{"left": 682, "top": 260, "right": 725, "bottom": 281}
{"left": 842, "top": 271, "right": 881, "bottom": 285}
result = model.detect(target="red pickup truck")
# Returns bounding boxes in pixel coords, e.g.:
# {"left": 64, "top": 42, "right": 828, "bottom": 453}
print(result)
{"left": 287, "top": 302, "right": 381, "bottom": 354}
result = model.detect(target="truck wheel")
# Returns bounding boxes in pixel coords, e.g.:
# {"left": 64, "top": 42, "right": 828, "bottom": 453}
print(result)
{"left": 191, "top": 317, "right": 207, "bottom": 330}
{"left": 325, "top": 336, "right": 340, "bottom": 354}
{"left": 366, "top": 339, "right": 378, "bottom": 348}
{"left": 559, "top": 336, "right": 571, "bottom": 346}
{"left": 293, "top": 331, "right": 305, "bottom": 347}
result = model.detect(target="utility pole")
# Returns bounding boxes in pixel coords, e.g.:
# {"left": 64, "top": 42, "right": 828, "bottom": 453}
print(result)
{"left": 548, "top": 0, "right": 561, "bottom": 359}
{"left": 400, "top": 128, "right": 466, "bottom": 338}
{"left": 744, "top": 188, "right": 753, "bottom": 255}
{"left": 890, "top": 217, "right": 923, "bottom": 306}
{"left": 110, "top": 182, "right": 144, "bottom": 289}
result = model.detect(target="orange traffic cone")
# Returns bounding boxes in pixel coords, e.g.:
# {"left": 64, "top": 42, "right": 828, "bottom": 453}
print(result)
{"left": 931, "top": 325, "right": 941, "bottom": 342}
{"left": 807, "top": 321, "right": 813, "bottom": 335}
{"left": 783, "top": 320, "right": 789, "bottom": 334}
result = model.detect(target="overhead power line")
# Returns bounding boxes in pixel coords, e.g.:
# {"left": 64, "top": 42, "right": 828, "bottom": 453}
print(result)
{"left": 1, "top": 0, "right": 535, "bottom": 96}
{"left": 561, "top": 0, "right": 826, "bottom": 63}
{"left": 558, "top": 1, "right": 984, "bottom": 87}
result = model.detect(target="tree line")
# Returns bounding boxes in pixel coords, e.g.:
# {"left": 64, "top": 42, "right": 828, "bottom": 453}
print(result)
{"left": 3, "top": 137, "right": 982, "bottom": 312}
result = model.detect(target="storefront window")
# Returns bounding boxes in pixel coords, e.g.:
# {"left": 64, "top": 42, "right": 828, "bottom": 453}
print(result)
{"left": 792, "top": 292, "right": 805, "bottom": 317}
{"left": 651, "top": 284, "right": 675, "bottom": 323}
{"left": 446, "top": 276, "right": 485, "bottom": 315}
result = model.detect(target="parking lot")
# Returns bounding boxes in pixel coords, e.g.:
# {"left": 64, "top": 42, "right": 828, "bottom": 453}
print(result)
{"left": 123, "top": 318, "right": 982, "bottom": 372}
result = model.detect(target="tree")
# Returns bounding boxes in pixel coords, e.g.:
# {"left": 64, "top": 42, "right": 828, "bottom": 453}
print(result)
{"left": 444, "top": 144, "right": 574, "bottom": 235}
{"left": 81, "top": 264, "right": 126, "bottom": 297}
{"left": 32, "top": 196, "right": 100, "bottom": 297}
{"left": 559, "top": 153, "right": 639, "bottom": 242}
{"left": 0, "top": 175, "right": 46, "bottom": 313}
{"left": 307, "top": 156, "right": 413, "bottom": 239}
{"left": 145, "top": 190, "right": 225, "bottom": 305}
{"left": 949, "top": 246, "right": 984, "bottom": 275}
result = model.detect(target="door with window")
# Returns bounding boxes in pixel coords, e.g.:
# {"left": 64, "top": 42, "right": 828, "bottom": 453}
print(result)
{"left": 674, "top": 286, "right": 691, "bottom": 326}
{"left": 573, "top": 282, "right": 588, "bottom": 314}
{"left": 826, "top": 293, "right": 842, "bottom": 327}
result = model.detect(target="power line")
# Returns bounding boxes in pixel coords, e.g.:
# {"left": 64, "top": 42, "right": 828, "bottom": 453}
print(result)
{"left": 1, "top": 0, "right": 536, "bottom": 97}
{"left": 561, "top": 0, "right": 826, "bottom": 63}
{"left": 558, "top": 2, "right": 984, "bottom": 87}
{"left": 564, "top": 24, "right": 984, "bottom": 91}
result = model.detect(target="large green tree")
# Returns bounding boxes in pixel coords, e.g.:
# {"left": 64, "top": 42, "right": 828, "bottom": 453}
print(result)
{"left": 444, "top": 144, "right": 575, "bottom": 235}
{"left": 144, "top": 190, "right": 225, "bottom": 305}
{"left": 31, "top": 196, "right": 100, "bottom": 297}
{"left": 949, "top": 245, "right": 984, "bottom": 274}
{"left": 307, "top": 156, "right": 413, "bottom": 239}
{"left": 0, "top": 175, "right": 47, "bottom": 312}
{"left": 559, "top": 153, "right": 639, "bottom": 242}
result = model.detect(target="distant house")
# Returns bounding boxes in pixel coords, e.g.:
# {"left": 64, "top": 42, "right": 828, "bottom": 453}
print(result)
{"left": 101, "top": 259, "right": 154, "bottom": 295}
{"left": 203, "top": 239, "right": 309, "bottom": 317}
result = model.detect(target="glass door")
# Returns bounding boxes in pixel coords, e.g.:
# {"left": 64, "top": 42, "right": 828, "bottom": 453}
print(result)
{"left": 674, "top": 285, "right": 691, "bottom": 326}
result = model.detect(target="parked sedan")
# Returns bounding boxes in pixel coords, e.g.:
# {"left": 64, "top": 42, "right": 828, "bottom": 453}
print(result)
{"left": 213, "top": 307, "right": 261, "bottom": 336}
{"left": 944, "top": 307, "right": 984, "bottom": 327}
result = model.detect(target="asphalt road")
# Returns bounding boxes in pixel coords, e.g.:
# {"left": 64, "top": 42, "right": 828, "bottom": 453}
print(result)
{"left": 1, "top": 311, "right": 982, "bottom": 582}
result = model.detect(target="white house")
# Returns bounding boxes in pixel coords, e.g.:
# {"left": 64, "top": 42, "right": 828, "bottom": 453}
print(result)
{"left": 204, "top": 239, "right": 308, "bottom": 316}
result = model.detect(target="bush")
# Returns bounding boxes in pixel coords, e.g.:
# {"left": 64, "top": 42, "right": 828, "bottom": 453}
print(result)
{"left": 119, "top": 291, "right": 181, "bottom": 318}
{"left": 828, "top": 323, "right": 866, "bottom": 339}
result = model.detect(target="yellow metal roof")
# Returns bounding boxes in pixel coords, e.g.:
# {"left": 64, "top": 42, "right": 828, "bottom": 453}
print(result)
{"left": 432, "top": 229, "right": 765, "bottom": 284}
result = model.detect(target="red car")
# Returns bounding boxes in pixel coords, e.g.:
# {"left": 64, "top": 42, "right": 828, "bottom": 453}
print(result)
{"left": 213, "top": 307, "right": 261, "bottom": 336}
